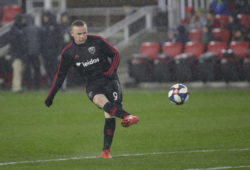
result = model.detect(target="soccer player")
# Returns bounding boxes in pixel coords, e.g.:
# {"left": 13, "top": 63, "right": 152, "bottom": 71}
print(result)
{"left": 45, "top": 20, "right": 139, "bottom": 159}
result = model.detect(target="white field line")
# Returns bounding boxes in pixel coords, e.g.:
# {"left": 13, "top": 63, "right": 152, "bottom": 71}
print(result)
{"left": 0, "top": 148, "right": 250, "bottom": 166}
{"left": 187, "top": 165, "right": 250, "bottom": 170}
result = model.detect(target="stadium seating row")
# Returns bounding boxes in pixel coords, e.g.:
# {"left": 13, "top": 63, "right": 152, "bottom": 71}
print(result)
{"left": 128, "top": 41, "right": 250, "bottom": 83}
{"left": 189, "top": 27, "right": 249, "bottom": 43}
{"left": 136, "top": 41, "right": 249, "bottom": 60}
{"left": 189, "top": 28, "right": 232, "bottom": 43}
{"left": 188, "top": 14, "right": 250, "bottom": 43}
{"left": 0, "top": 5, "right": 22, "bottom": 24}
{"left": 214, "top": 14, "right": 250, "bottom": 28}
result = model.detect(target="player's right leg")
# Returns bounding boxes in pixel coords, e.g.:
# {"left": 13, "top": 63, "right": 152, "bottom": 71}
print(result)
{"left": 86, "top": 80, "right": 139, "bottom": 127}
{"left": 103, "top": 79, "right": 139, "bottom": 127}
{"left": 120, "top": 115, "right": 140, "bottom": 128}
{"left": 93, "top": 94, "right": 139, "bottom": 127}
{"left": 102, "top": 100, "right": 140, "bottom": 127}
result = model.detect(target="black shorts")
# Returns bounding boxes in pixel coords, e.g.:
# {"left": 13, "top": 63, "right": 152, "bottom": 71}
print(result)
{"left": 86, "top": 78, "right": 123, "bottom": 105}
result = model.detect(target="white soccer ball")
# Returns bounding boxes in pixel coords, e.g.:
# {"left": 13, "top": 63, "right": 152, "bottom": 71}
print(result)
{"left": 168, "top": 84, "right": 189, "bottom": 105}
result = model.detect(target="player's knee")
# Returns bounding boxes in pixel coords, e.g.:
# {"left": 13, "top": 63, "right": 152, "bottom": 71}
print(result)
{"left": 93, "top": 94, "right": 109, "bottom": 108}
{"left": 104, "top": 112, "right": 115, "bottom": 118}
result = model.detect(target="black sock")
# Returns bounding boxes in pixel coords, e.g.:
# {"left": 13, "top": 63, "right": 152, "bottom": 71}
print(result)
{"left": 103, "top": 102, "right": 130, "bottom": 119}
{"left": 103, "top": 118, "right": 116, "bottom": 150}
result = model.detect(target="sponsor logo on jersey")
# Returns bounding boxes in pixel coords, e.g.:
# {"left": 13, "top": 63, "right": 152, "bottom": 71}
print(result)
{"left": 76, "top": 57, "right": 100, "bottom": 67}
{"left": 88, "top": 47, "right": 96, "bottom": 54}
{"left": 74, "top": 54, "right": 80, "bottom": 59}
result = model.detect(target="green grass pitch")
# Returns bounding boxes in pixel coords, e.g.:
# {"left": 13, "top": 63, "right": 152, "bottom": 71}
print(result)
{"left": 0, "top": 88, "right": 250, "bottom": 169}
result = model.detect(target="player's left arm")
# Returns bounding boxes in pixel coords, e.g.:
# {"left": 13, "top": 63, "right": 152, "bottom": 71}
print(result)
{"left": 100, "top": 37, "right": 120, "bottom": 76}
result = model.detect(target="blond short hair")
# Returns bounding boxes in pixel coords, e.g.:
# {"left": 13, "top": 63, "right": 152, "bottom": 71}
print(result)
{"left": 71, "top": 20, "right": 87, "bottom": 29}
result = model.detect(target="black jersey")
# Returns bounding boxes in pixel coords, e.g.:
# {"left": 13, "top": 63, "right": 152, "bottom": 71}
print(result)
{"left": 46, "top": 35, "right": 120, "bottom": 100}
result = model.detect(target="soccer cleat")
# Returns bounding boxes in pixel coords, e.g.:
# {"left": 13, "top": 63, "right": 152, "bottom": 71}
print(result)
{"left": 121, "top": 115, "right": 139, "bottom": 127}
{"left": 100, "top": 149, "right": 112, "bottom": 159}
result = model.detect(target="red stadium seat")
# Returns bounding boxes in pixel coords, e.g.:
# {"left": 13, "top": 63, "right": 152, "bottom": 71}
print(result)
{"left": 188, "top": 29, "right": 203, "bottom": 42}
{"left": 128, "top": 42, "right": 160, "bottom": 82}
{"left": 237, "top": 14, "right": 250, "bottom": 28}
{"left": 174, "top": 42, "right": 204, "bottom": 81}
{"left": 184, "top": 42, "right": 204, "bottom": 59}
{"left": 140, "top": 42, "right": 160, "bottom": 60}
{"left": 229, "top": 41, "right": 249, "bottom": 60}
{"left": 220, "top": 41, "right": 249, "bottom": 82}
{"left": 1, "top": 5, "right": 22, "bottom": 24}
{"left": 215, "top": 15, "right": 229, "bottom": 28}
{"left": 161, "top": 42, "right": 182, "bottom": 59}
{"left": 153, "top": 42, "right": 182, "bottom": 82}
{"left": 212, "top": 28, "right": 230, "bottom": 42}
{"left": 198, "top": 41, "right": 225, "bottom": 82}
{"left": 207, "top": 41, "right": 227, "bottom": 59}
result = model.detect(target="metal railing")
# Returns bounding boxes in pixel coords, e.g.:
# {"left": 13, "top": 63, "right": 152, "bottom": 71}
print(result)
{"left": 0, "top": 22, "right": 13, "bottom": 57}
{"left": 98, "top": 6, "right": 156, "bottom": 50}
{"left": 0, "top": 22, "right": 13, "bottom": 37}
